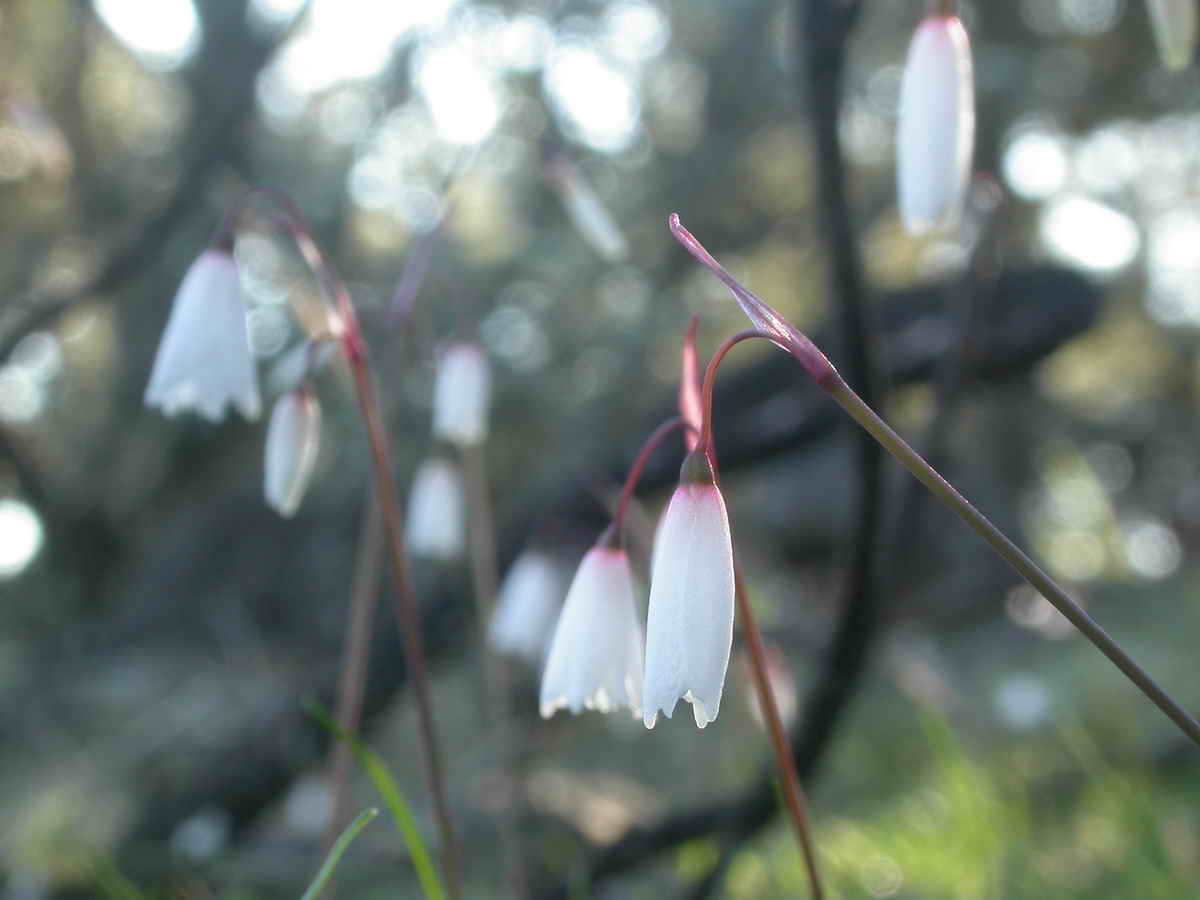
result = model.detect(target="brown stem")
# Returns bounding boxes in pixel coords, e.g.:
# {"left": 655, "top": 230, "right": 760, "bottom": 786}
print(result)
{"left": 323, "top": 494, "right": 384, "bottom": 857}
{"left": 344, "top": 337, "right": 462, "bottom": 898}
{"left": 256, "top": 190, "right": 461, "bottom": 894}
{"left": 824, "top": 375, "right": 1200, "bottom": 749}
{"left": 734, "top": 566, "right": 824, "bottom": 899}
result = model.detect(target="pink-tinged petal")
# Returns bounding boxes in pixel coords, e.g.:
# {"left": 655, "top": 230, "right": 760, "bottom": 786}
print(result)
{"left": 432, "top": 342, "right": 491, "bottom": 448}
{"left": 897, "top": 15, "right": 975, "bottom": 235}
{"left": 1147, "top": 0, "right": 1197, "bottom": 70}
{"left": 679, "top": 316, "right": 703, "bottom": 452}
{"left": 643, "top": 482, "right": 735, "bottom": 729}
{"left": 145, "top": 249, "right": 261, "bottom": 422}
{"left": 263, "top": 387, "right": 321, "bottom": 517}
{"left": 489, "top": 550, "right": 567, "bottom": 665}
{"left": 540, "top": 547, "right": 644, "bottom": 718}
{"left": 406, "top": 457, "right": 466, "bottom": 561}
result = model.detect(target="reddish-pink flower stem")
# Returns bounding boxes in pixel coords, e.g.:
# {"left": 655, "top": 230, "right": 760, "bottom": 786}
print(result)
{"left": 697, "top": 329, "right": 826, "bottom": 898}
{"left": 698, "top": 330, "right": 764, "bottom": 456}
{"left": 245, "top": 192, "right": 462, "bottom": 897}
{"left": 613, "top": 417, "right": 690, "bottom": 544}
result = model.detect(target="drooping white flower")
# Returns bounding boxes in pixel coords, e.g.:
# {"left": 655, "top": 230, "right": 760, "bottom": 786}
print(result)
{"left": 643, "top": 452, "right": 735, "bottom": 729}
{"left": 432, "top": 343, "right": 491, "bottom": 448}
{"left": 406, "top": 456, "right": 465, "bottom": 561}
{"left": 540, "top": 545, "right": 644, "bottom": 718}
{"left": 897, "top": 14, "right": 975, "bottom": 235}
{"left": 1147, "top": 0, "right": 1197, "bottom": 71}
{"left": 489, "top": 549, "right": 567, "bottom": 665}
{"left": 263, "top": 386, "right": 321, "bottom": 517}
{"left": 145, "top": 248, "right": 261, "bottom": 422}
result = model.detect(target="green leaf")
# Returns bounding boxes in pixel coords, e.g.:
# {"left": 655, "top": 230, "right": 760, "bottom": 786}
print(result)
{"left": 306, "top": 701, "right": 447, "bottom": 900}
{"left": 299, "top": 806, "right": 378, "bottom": 900}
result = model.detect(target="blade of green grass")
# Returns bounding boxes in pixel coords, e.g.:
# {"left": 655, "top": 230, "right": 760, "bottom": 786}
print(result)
{"left": 300, "top": 806, "right": 378, "bottom": 900}
{"left": 307, "top": 701, "right": 448, "bottom": 900}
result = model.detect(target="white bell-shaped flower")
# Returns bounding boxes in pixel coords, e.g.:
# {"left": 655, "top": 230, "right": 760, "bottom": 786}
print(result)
{"left": 540, "top": 544, "right": 644, "bottom": 718}
{"left": 145, "top": 248, "right": 261, "bottom": 422}
{"left": 432, "top": 343, "right": 491, "bottom": 448}
{"left": 643, "top": 452, "right": 735, "bottom": 729}
{"left": 489, "top": 550, "right": 567, "bottom": 665}
{"left": 1147, "top": 0, "right": 1197, "bottom": 70}
{"left": 263, "top": 387, "right": 321, "bottom": 517}
{"left": 406, "top": 456, "right": 465, "bottom": 561}
{"left": 897, "top": 14, "right": 975, "bottom": 235}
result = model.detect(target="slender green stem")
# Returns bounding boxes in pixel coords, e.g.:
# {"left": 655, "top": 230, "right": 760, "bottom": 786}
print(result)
{"left": 823, "top": 374, "right": 1200, "bottom": 749}
{"left": 301, "top": 808, "right": 378, "bottom": 900}
{"left": 733, "top": 567, "right": 825, "bottom": 900}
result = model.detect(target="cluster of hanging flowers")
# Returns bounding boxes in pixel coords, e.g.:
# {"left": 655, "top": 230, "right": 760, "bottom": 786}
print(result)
{"left": 144, "top": 229, "right": 327, "bottom": 519}
{"left": 406, "top": 342, "right": 491, "bottom": 562}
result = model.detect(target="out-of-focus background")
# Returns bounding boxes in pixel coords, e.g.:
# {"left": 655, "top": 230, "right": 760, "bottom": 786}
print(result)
{"left": 3, "top": 0, "right": 1200, "bottom": 897}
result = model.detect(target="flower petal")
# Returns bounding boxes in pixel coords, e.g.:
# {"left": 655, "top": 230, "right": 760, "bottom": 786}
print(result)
{"left": 897, "top": 15, "right": 975, "bottom": 235}
{"left": 643, "top": 483, "right": 735, "bottom": 729}
{"left": 1147, "top": 0, "right": 1198, "bottom": 71}
{"left": 145, "top": 249, "right": 261, "bottom": 422}
{"left": 489, "top": 550, "right": 566, "bottom": 664}
{"left": 264, "top": 388, "right": 321, "bottom": 517}
{"left": 540, "top": 547, "right": 644, "bottom": 718}
{"left": 406, "top": 457, "right": 466, "bottom": 561}
{"left": 432, "top": 342, "right": 491, "bottom": 447}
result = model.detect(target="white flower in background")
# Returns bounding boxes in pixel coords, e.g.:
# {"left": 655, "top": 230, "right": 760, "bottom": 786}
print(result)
{"left": 145, "top": 247, "right": 261, "bottom": 422}
{"left": 547, "top": 156, "right": 629, "bottom": 262}
{"left": 540, "top": 545, "right": 644, "bottom": 718}
{"left": 643, "top": 452, "right": 735, "bottom": 729}
{"left": 263, "top": 386, "right": 321, "bottom": 517}
{"left": 432, "top": 342, "right": 491, "bottom": 448}
{"left": 896, "top": 14, "right": 975, "bottom": 235}
{"left": 406, "top": 455, "right": 465, "bottom": 561}
{"left": 489, "top": 549, "right": 567, "bottom": 665}
{"left": 1147, "top": 0, "right": 1197, "bottom": 71}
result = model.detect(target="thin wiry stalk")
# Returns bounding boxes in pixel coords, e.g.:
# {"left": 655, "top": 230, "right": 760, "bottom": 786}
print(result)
{"left": 344, "top": 337, "right": 463, "bottom": 898}
{"left": 823, "top": 375, "right": 1200, "bottom": 749}
{"left": 323, "top": 496, "right": 383, "bottom": 857}
{"left": 732, "top": 566, "right": 825, "bottom": 899}
{"left": 462, "top": 442, "right": 528, "bottom": 897}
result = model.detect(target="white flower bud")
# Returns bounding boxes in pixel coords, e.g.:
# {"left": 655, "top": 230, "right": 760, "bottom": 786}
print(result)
{"left": 406, "top": 456, "right": 465, "bottom": 561}
{"left": 643, "top": 459, "right": 735, "bottom": 729}
{"left": 1147, "top": 0, "right": 1197, "bottom": 71}
{"left": 263, "top": 387, "right": 321, "bottom": 517}
{"left": 897, "top": 15, "right": 975, "bottom": 235}
{"left": 432, "top": 343, "right": 491, "bottom": 448}
{"left": 540, "top": 546, "right": 644, "bottom": 718}
{"left": 145, "top": 248, "right": 261, "bottom": 422}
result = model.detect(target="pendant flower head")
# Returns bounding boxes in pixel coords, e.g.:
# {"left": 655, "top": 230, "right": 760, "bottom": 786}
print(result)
{"left": 540, "top": 540, "right": 644, "bottom": 718}
{"left": 1147, "top": 0, "right": 1198, "bottom": 71}
{"left": 144, "top": 246, "right": 261, "bottom": 422}
{"left": 263, "top": 385, "right": 321, "bottom": 518}
{"left": 406, "top": 455, "right": 466, "bottom": 561}
{"left": 489, "top": 549, "right": 566, "bottom": 665}
{"left": 896, "top": 13, "right": 975, "bottom": 235}
{"left": 432, "top": 342, "right": 491, "bottom": 448}
{"left": 643, "top": 450, "right": 735, "bottom": 729}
